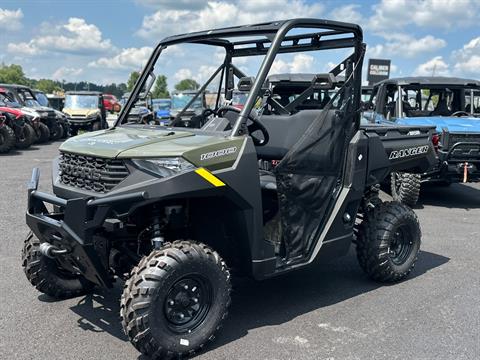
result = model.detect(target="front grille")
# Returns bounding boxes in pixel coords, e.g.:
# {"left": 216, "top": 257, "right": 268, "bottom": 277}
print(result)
{"left": 59, "top": 152, "right": 129, "bottom": 193}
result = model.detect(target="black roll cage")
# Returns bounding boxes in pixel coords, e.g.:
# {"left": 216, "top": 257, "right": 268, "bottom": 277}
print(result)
{"left": 114, "top": 18, "right": 364, "bottom": 135}
{"left": 374, "top": 82, "right": 480, "bottom": 118}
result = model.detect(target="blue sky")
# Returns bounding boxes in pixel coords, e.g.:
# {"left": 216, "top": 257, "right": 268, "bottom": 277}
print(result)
{"left": 1, "top": 0, "right": 479, "bottom": 89}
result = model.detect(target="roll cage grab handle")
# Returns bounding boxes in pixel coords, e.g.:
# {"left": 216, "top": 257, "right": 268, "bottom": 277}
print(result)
{"left": 114, "top": 18, "right": 364, "bottom": 133}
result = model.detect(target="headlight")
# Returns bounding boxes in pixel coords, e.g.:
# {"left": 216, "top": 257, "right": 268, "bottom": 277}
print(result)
{"left": 132, "top": 157, "right": 195, "bottom": 177}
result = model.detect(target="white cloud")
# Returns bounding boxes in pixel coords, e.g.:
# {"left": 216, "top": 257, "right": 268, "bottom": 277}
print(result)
{"left": 174, "top": 68, "right": 193, "bottom": 82}
{"left": 7, "top": 17, "right": 113, "bottom": 56}
{"left": 413, "top": 56, "right": 449, "bottom": 76}
{"left": 52, "top": 67, "right": 84, "bottom": 81}
{"left": 452, "top": 37, "right": 480, "bottom": 76}
{"left": 367, "top": 34, "right": 446, "bottom": 59}
{"left": 89, "top": 47, "right": 152, "bottom": 70}
{"left": 7, "top": 42, "right": 40, "bottom": 56}
{"left": 329, "top": 4, "right": 363, "bottom": 24}
{"left": 0, "top": 8, "right": 23, "bottom": 31}
{"left": 270, "top": 54, "right": 314, "bottom": 75}
{"left": 137, "top": 0, "right": 324, "bottom": 39}
{"left": 369, "top": 0, "right": 479, "bottom": 32}
{"left": 173, "top": 65, "right": 220, "bottom": 85}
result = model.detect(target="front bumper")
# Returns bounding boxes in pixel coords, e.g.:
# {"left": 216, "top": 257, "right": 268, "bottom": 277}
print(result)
{"left": 424, "top": 141, "right": 480, "bottom": 182}
{"left": 26, "top": 168, "right": 149, "bottom": 287}
{"left": 67, "top": 117, "right": 96, "bottom": 126}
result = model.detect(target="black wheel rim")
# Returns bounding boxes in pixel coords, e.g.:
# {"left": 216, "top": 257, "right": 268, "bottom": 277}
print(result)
{"left": 389, "top": 224, "right": 413, "bottom": 265}
{"left": 164, "top": 275, "right": 212, "bottom": 334}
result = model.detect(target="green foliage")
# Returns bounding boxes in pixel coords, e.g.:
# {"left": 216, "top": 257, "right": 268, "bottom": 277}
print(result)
{"left": 0, "top": 64, "right": 28, "bottom": 85}
{"left": 0, "top": 63, "right": 139, "bottom": 98}
{"left": 35, "top": 79, "right": 61, "bottom": 93}
{"left": 152, "top": 75, "right": 169, "bottom": 98}
{"left": 175, "top": 79, "right": 200, "bottom": 91}
{"left": 127, "top": 71, "right": 141, "bottom": 91}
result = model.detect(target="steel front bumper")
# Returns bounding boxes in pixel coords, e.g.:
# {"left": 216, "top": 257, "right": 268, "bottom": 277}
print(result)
{"left": 436, "top": 141, "right": 480, "bottom": 182}
{"left": 26, "top": 168, "right": 149, "bottom": 287}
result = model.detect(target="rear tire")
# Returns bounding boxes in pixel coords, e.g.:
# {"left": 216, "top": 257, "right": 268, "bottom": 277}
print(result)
{"left": 390, "top": 172, "right": 421, "bottom": 207}
{"left": 0, "top": 125, "right": 15, "bottom": 153}
{"left": 356, "top": 201, "right": 421, "bottom": 282}
{"left": 22, "top": 232, "right": 95, "bottom": 299}
{"left": 15, "top": 124, "right": 35, "bottom": 149}
{"left": 37, "top": 122, "right": 50, "bottom": 143}
{"left": 121, "top": 240, "right": 231, "bottom": 359}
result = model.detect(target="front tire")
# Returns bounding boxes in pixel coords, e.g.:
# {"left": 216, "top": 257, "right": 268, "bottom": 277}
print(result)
{"left": 92, "top": 120, "right": 102, "bottom": 131}
{"left": 0, "top": 125, "right": 15, "bottom": 153}
{"left": 37, "top": 122, "right": 51, "bottom": 143}
{"left": 391, "top": 172, "right": 421, "bottom": 207}
{"left": 15, "top": 124, "right": 35, "bottom": 149}
{"left": 21, "top": 232, "right": 95, "bottom": 299}
{"left": 49, "top": 122, "right": 63, "bottom": 140}
{"left": 121, "top": 240, "right": 231, "bottom": 359}
{"left": 356, "top": 202, "right": 421, "bottom": 282}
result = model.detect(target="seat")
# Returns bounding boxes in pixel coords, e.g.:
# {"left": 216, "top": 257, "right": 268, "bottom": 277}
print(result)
{"left": 256, "top": 109, "right": 335, "bottom": 160}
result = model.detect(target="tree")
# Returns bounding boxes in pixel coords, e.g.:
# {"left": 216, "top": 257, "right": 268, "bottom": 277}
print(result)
{"left": 36, "top": 79, "right": 61, "bottom": 93}
{"left": 127, "top": 71, "right": 141, "bottom": 91}
{"left": 174, "top": 79, "right": 200, "bottom": 91}
{"left": 152, "top": 75, "right": 169, "bottom": 98}
{"left": 0, "top": 64, "right": 28, "bottom": 85}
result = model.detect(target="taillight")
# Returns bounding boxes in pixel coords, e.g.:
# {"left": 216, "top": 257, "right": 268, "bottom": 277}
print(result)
{"left": 432, "top": 133, "right": 440, "bottom": 153}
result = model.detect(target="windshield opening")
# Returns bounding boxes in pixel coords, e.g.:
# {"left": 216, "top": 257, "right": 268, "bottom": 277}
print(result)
{"left": 384, "top": 84, "right": 480, "bottom": 119}
{"left": 65, "top": 95, "right": 99, "bottom": 110}
{"left": 115, "top": 20, "right": 363, "bottom": 133}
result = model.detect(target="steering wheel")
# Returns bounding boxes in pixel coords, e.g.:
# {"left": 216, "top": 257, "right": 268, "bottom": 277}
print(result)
{"left": 202, "top": 108, "right": 216, "bottom": 118}
{"left": 217, "top": 105, "right": 269, "bottom": 146}
{"left": 451, "top": 111, "right": 470, "bottom": 117}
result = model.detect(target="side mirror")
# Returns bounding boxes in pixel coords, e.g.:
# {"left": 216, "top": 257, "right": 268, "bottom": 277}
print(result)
{"left": 238, "top": 77, "right": 255, "bottom": 92}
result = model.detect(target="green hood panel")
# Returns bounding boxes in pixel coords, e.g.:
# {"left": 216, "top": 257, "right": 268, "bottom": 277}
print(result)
{"left": 59, "top": 127, "right": 195, "bottom": 158}
{"left": 59, "top": 127, "right": 246, "bottom": 169}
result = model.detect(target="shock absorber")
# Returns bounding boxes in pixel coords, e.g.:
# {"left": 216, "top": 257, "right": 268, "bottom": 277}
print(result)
{"left": 150, "top": 205, "right": 165, "bottom": 250}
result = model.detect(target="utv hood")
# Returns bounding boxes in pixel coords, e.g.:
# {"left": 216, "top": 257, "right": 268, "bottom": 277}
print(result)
{"left": 397, "top": 116, "right": 480, "bottom": 133}
{"left": 63, "top": 108, "right": 100, "bottom": 117}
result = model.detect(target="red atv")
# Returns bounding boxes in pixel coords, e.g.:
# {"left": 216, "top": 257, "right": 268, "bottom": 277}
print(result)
{"left": 0, "top": 106, "right": 36, "bottom": 150}
{"left": 0, "top": 113, "right": 15, "bottom": 153}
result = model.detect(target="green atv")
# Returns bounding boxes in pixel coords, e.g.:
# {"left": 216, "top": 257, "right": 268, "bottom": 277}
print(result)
{"left": 24, "top": 19, "right": 436, "bottom": 358}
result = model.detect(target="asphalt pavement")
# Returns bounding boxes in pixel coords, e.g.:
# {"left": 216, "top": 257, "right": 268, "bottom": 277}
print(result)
{"left": 0, "top": 141, "right": 479, "bottom": 360}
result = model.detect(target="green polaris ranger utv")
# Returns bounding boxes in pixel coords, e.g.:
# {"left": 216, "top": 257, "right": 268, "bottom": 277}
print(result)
{"left": 23, "top": 19, "right": 436, "bottom": 358}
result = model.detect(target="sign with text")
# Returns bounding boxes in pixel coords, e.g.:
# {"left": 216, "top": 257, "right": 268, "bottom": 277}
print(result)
{"left": 367, "top": 59, "right": 391, "bottom": 85}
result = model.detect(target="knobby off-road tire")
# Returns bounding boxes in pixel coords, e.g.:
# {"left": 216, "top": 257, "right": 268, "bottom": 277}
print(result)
{"left": 37, "top": 122, "right": 51, "bottom": 143}
{"left": 390, "top": 172, "right": 421, "bottom": 207}
{"left": 22, "top": 232, "right": 95, "bottom": 299}
{"left": 356, "top": 202, "right": 421, "bottom": 282}
{"left": 121, "top": 240, "right": 231, "bottom": 359}
{"left": 15, "top": 124, "right": 35, "bottom": 149}
{"left": 49, "top": 122, "right": 64, "bottom": 140}
{"left": 61, "top": 122, "right": 69, "bottom": 138}
{"left": 0, "top": 125, "right": 15, "bottom": 153}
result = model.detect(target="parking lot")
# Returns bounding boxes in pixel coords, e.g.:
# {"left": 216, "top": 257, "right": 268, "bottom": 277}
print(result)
{"left": 0, "top": 142, "right": 478, "bottom": 360}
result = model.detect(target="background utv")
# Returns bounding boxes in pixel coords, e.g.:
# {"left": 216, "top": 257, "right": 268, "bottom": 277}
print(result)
{"left": 23, "top": 18, "right": 436, "bottom": 359}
